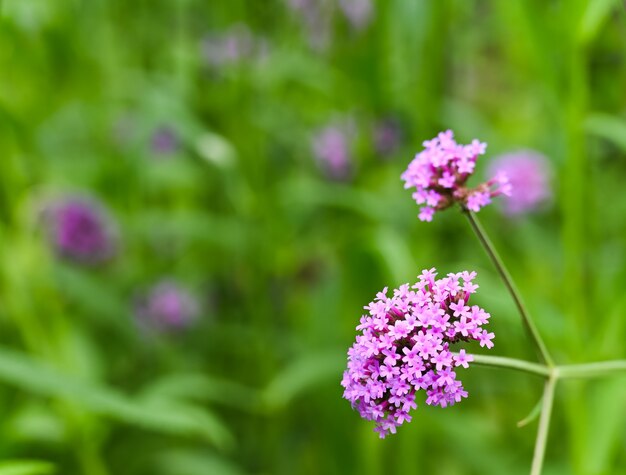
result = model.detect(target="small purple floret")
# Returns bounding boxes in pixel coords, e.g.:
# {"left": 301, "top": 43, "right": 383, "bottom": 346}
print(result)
{"left": 341, "top": 268, "right": 493, "bottom": 438}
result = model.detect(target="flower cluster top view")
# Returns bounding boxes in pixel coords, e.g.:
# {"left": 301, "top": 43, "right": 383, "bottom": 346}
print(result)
{"left": 341, "top": 268, "right": 495, "bottom": 438}
{"left": 401, "top": 130, "right": 512, "bottom": 221}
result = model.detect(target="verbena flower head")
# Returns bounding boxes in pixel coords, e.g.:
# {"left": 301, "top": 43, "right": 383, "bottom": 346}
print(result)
{"left": 487, "top": 150, "right": 552, "bottom": 217}
{"left": 401, "top": 130, "right": 512, "bottom": 221}
{"left": 135, "top": 280, "right": 199, "bottom": 332}
{"left": 45, "top": 196, "right": 117, "bottom": 265}
{"left": 341, "top": 268, "right": 494, "bottom": 438}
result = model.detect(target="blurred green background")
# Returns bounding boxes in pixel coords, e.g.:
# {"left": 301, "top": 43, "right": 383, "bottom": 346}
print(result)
{"left": 1, "top": 0, "right": 626, "bottom": 474}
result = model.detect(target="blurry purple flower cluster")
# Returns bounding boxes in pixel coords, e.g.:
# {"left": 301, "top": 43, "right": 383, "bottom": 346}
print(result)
{"left": 341, "top": 268, "right": 494, "bottom": 438}
{"left": 201, "top": 24, "right": 267, "bottom": 69}
{"left": 151, "top": 125, "right": 179, "bottom": 155}
{"left": 338, "top": 0, "right": 374, "bottom": 31}
{"left": 488, "top": 150, "right": 552, "bottom": 217}
{"left": 373, "top": 118, "right": 402, "bottom": 157}
{"left": 286, "top": 0, "right": 374, "bottom": 49}
{"left": 402, "top": 130, "right": 512, "bottom": 221}
{"left": 45, "top": 196, "right": 117, "bottom": 265}
{"left": 134, "top": 280, "right": 199, "bottom": 332}
{"left": 311, "top": 123, "right": 354, "bottom": 180}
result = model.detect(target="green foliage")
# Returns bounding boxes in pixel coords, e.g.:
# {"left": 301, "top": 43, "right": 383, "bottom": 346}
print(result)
{"left": 0, "top": 0, "right": 625, "bottom": 474}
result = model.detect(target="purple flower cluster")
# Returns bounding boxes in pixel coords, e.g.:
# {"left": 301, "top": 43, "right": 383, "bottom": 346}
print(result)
{"left": 487, "top": 150, "right": 552, "bottom": 217}
{"left": 46, "top": 196, "right": 117, "bottom": 265}
{"left": 341, "top": 268, "right": 495, "bottom": 438}
{"left": 401, "top": 130, "right": 512, "bottom": 222}
{"left": 135, "top": 280, "right": 199, "bottom": 332}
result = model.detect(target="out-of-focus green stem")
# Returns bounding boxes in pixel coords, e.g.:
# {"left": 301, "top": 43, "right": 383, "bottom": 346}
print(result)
{"left": 530, "top": 375, "right": 557, "bottom": 475}
{"left": 464, "top": 210, "right": 554, "bottom": 367}
{"left": 557, "top": 360, "right": 626, "bottom": 379}
{"left": 468, "top": 353, "right": 550, "bottom": 378}
{"left": 468, "top": 353, "right": 626, "bottom": 381}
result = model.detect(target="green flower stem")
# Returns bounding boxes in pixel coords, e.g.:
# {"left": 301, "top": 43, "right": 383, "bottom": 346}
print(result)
{"left": 557, "top": 360, "right": 626, "bottom": 379}
{"left": 464, "top": 210, "right": 554, "bottom": 367}
{"left": 530, "top": 375, "right": 557, "bottom": 475}
{"left": 467, "top": 353, "right": 626, "bottom": 380}
{"left": 469, "top": 353, "right": 551, "bottom": 378}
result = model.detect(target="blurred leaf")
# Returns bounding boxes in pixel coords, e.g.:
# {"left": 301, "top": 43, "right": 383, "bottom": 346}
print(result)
{"left": 153, "top": 450, "right": 245, "bottom": 475}
{"left": 132, "top": 210, "right": 247, "bottom": 252}
{"left": 140, "top": 373, "right": 262, "bottom": 412}
{"left": 0, "top": 347, "right": 233, "bottom": 449}
{"left": 516, "top": 395, "right": 542, "bottom": 428}
{"left": 585, "top": 113, "right": 626, "bottom": 153}
{"left": 280, "top": 176, "right": 385, "bottom": 221}
{"left": 579, "top": 378, "right": 626, "bottom": 474}
{"left": 53, "top": 264, "right": 130, "bottom": 329}
{"left": 195, "top": 132, "right": 237, "bottom": 168}
{"left": 0, "top": 461, "right": 55, "bottom": 475}
{"left": 371, "top": 227, "right": 416, "bottom": 284}
{"left": 578, "top": 0, "right": 620, "bottom": 44}
{"left": 263, "top": 349, "right": 344, "bottom": 410}
{"left": 6, "top": 403, "right": 66, "bottom": 444}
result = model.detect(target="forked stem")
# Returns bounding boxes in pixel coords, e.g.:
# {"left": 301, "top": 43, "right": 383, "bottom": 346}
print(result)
{"left": 464, "top": 210, "right": 554, "bottom": 367}
{"left": 530, "top": 375, "right": 557, "bottom": 475}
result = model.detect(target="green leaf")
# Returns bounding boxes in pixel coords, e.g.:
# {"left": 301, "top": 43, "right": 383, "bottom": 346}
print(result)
{"left": 584, "top": 113, "right": 626, "bottom": 153}
{"left": 517, "top": 395, "right": 543, "bottom": 428}
{"left": 0, "top": 461, "right": 55, "bottom": 475}
{"left": 140, "top": 373, "right": 262, "bottom": 412}
{"left": 153, "top": 450, "right": 246, "bottom": 475}
{"left": 580, "top": 378, "right": 626, "bottom": 474}
{"left": 263, "top": 350, "right": 344, "bottom": 410}
{"left": 0, "top": 347, "right": 234, "bottom": 449}
{"left": 578, "top": 0, "right": 620, "bottom": 44}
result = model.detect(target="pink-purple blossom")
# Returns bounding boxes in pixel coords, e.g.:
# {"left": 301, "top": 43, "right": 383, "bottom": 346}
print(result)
{"left": 487, "top": 150, "right": 552, "bottom": 216}
{"left": 401, "top": 130, "right": 512, "bottom": 221}
{"left": 341, "top": 268, "right": 494, "bottom": 438}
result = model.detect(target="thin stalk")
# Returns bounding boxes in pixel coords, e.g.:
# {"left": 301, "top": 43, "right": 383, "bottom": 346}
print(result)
{"left": 558, "top": 360, "right": 626, "bottom": 379}
{"left": 530, "top": 375, "right": 557, "bottom": 475}
{"left": 464, "top": 210, "right": 554, "bottom": 367}
{"left": 468, "top": 353, "right": 550, "bottom": 378}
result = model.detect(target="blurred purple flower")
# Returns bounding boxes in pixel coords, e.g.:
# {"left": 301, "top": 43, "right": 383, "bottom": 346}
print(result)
{"left": 285, "top": 0, "right": 330, "bottom": 50}
{"left": 373, "top": 118, "right": 403, "bottom": 157}
{"left": 45, "top": 196, "right": 117, "bottom": 265}
{"left": 135, "top": 280, "right": 199, "bottom": 331}
{"left": 312, "top": 123, "right": 353, "bottom": 180}
{"left": 151, "top": 126, "right": 179, "bottom": 155}
{"left": 339, "top": 0, "right": 374, "bottom": 31}
{"left": 201, "top": 24, "right": 256, "bottom": 68}
{"left": 488, "top": 150, "right": 552, "bottom": 216}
